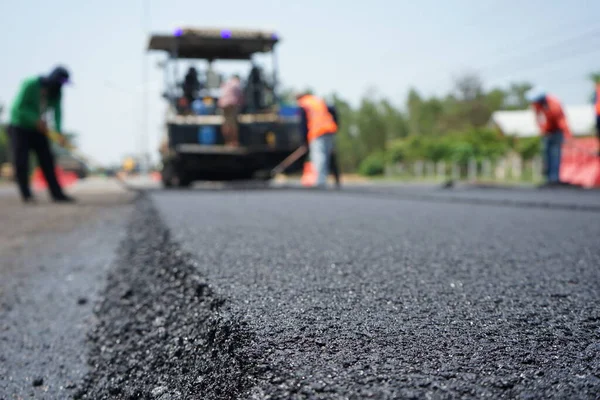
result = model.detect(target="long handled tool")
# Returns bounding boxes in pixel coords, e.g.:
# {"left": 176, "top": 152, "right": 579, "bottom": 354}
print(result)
{"left": 44, "top": 130, "right": 130, "bottom": 189}
{"left": 270, "top": 145, "right": 307, "bottom": 177}
{"left": 45, "top": 130, "right": 104, "bottom": 170}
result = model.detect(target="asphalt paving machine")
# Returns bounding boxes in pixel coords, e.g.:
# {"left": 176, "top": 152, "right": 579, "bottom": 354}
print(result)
{"left": 148, "top": 27, "right": 303, "bottom": 187}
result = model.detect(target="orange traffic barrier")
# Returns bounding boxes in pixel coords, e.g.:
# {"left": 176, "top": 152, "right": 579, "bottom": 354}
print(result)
{"left": 151, "top": 171, "right": 162, "bottom": 182}
{"left": 300, "top": 161, "right": 317, "bottom": 187}
{"left": 31, "top": 166, "right": 79, "bottom": 191}
{"left": 560, "top": 138, "right": 600, "bottom": 188}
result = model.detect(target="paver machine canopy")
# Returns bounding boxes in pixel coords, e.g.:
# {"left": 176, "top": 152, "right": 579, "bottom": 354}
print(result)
{"left": 149, "top": 27, "right": 282, "bottom": 108}
{"left": 149, "top": 27, "right": 279, "bottom": 59}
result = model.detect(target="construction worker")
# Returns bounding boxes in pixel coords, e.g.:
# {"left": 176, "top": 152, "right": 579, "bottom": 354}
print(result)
{"left": 218, "top": 74, "right": 244, "bottom": 147}
{"left": 8, "top": 65, "right": 75, "bottom": 203}
{"left": 526, "top": 87, "right": 572, "bottom": 186}
{"left": 296, "top": 92, "right": 338, "bottom": 188}
{"left": 296, "top": 101, "right": 341, "bottom": 188}
{"left": 182, "top": 66, "right": 201, "bottom": 105}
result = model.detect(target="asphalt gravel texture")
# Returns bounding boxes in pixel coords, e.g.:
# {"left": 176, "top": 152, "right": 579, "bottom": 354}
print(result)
{"left": 70, "top": 184, "right": 600, "bottom": 399}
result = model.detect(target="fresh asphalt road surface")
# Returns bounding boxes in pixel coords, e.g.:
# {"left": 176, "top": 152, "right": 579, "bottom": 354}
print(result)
{"left": 2, "top": 181, "right": 600, "bottom": 399}
{"left": 77, "top": 183, "right": 600, "bottom": 399}
{"left": 348, "top": 182, "right": 600, "bottom": 210}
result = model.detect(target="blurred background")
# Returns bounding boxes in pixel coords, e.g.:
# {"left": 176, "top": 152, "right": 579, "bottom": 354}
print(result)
{"left": 0, "top": 0, "right": 599, "bottom": 184}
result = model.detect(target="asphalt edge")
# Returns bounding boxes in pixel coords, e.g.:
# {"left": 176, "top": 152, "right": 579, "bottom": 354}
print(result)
{"left": 73, "top": 194, "right": 260, "bottom": 399}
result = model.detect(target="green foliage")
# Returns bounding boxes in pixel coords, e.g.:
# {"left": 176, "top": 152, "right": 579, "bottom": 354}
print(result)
{"left": 278, "top": 87, "right": 296, "bottom": 104}
{"left": 588, "top": 72, "right": 600, "bottom": 103}
{"left": 386, "top": 140, "right": 408, "bottom": 164}
{"left": 398, "top": 136, "right": 430, "bottom": 162}
{"left": 383, "top": 128, "right": 510, "bottom": 166}
{"left": 358, "top": 151, "right": 386, "bottom": 176}
{"left": 504, "top": 83, "right": 533, "bottom": 110}
{"left": 460, "top": 128, "right": 510, "bottom": 161}
{"left": 286, "top": 71, "right": 569, "bottom": 174}
{"left": 333, "top": 95, "right": 363, "bottom": 173}
{"left": 515, "top": 136, "right": 542, "bottom": 161}
{"left": 356, "top": 96, "right": 388, "bottom": 154}
{"left": 0, "top": 126, "right": 9, "bottom": 165}
{"left": 426, "top": 138, "right": 454, "bottom": 162}
{"left": 449, "top": 141, "right": 476, "bottom": 165}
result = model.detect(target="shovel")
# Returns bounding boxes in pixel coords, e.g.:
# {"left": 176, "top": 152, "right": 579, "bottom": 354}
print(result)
{"left": 270, "top": 145, "right": 308, "bottom": 177}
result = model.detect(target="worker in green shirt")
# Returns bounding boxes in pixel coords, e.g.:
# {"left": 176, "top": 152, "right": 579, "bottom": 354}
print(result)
{"left": 8, "top": 66, "right": 75, "bottom": 203}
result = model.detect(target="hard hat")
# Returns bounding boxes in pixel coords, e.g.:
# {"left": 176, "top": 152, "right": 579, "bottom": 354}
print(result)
{"left": 525, "top": 86, "right": 546, "bottom": 103}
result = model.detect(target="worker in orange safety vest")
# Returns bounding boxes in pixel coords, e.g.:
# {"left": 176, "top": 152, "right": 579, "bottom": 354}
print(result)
{"left": 526, "top": 87, "right": 572, "bottom": 185}
{"left": 296, "top": 92, "right": 338, "bottom": 188}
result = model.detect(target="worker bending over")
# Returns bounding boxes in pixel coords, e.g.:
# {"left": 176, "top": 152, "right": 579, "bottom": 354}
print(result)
{"left": 526, "top": 88, "right": 572, "bottom": 185}
{"left": 8, "top": 66, "right": 75, "bottom": 203}
{"left": 296, "top": 92, "right": 339, "bottom": 188}
{"left": 298, "top": 101, "right": 341, "bottom": 188}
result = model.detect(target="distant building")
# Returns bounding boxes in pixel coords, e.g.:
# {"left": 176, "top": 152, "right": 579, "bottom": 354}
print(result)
{"left": 490, "top": 104, "right": 596, "bottom": 137}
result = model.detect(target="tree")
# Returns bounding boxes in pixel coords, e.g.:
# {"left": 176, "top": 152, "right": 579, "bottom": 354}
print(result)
{"left": 588, "top": 71, "right": 600, "bottom": 103}
{"left": 451, "top": 72, "right": 491, "bottom": 128}
{"left": 281, "top": 74, "right": 537, "bottom": 173}
{"left": 453, "top": 73, "right": 484, "bottom": 102}
{"left": 504, "top": 82, "right": 533, "bottom": 110}
{"left": 406, "top": 88, "right": 423, "bottom": 135}
{"left": 356, "top": 94, "right": 387, "bottom": 154}
{"left": 380, "top": 99, "right": 409, "bottom": 140}
{"left": 0, "top": 126, "right": 8, "bottom": 165}
{"left": 332, "top": 94, "right": 362, "bottom": 172}
{"left": 589, "top": 71, "right": 600, "bottom": 84}
{"left": 278, "top": 87, "right": 296, "bottom": 104}
{"left": 485, "top": 88, "right": 507, "bottom": 113}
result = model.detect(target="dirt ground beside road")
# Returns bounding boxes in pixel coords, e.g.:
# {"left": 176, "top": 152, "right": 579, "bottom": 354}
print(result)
{"left": 0, "top": 179, "right": 137, "bottom": 254}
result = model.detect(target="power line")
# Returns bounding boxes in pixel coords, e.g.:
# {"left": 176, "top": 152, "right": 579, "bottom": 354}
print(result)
{"left": 490, "top": 15, "right": 600, "bottom": 56}
{"left": 490, "top": 43, "right": 600, "bottom": 81}
{"left": 141, "top": 0, "right": 150, "bottom": 172}
{"left": 394, "top": 10, "right": 600, "bottom": 100}
{"left": 479, "top": 27, "right": 600, "bottom": 75}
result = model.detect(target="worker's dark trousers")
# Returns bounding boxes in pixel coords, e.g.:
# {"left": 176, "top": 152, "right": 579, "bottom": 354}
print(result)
{"left": 330, "top": 152, "right": 341, "bottom": 185}
{"left": 8, "top": 125, "right": 65, "bottom": 200}
{"left": 542, "top": 131, "right": 563, "bottom": 183}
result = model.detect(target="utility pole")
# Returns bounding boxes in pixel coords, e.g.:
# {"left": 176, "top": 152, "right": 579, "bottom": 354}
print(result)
{"left": 141, "top": 0, "right": 150, "bottom": 173}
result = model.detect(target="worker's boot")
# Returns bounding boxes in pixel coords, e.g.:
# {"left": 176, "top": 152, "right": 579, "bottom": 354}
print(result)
{"left": 22, "top": 195, "right": 37, "bottom": 205}
{"left": 53, "top": 194, "right": 76, "bottom": 203}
